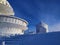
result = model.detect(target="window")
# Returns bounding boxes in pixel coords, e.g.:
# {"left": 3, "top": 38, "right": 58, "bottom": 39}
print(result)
{"left": 0, "top": 17, "right": 2, "bottom": 22}
{"left": 3, "top": 17, "right": 7, "bottom": 22}
{"left": 17, "top": 20, "right": 19, "bottom": 24}
{"left": 9, "top": 18, "right": 12, "bottom": 23}
{"left": 15, "top": 19, "right": 17, "bottom": 24}
{"left": 13, "top": 19, "right": 15, "bottom": 23}
{"left": 7, "top": 17, "right": 10, "bottom": 22}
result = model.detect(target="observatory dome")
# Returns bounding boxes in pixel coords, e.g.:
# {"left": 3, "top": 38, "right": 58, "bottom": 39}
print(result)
{"left": 0, "top": 0, "right": 28, "bottom": 36}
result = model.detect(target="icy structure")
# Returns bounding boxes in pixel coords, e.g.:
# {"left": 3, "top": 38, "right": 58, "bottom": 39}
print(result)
{"left": 0, "top": 0, "right": 28, "bottom": 36}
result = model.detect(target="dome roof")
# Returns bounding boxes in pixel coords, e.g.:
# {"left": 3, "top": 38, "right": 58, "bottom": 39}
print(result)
{"left": 0, "top": 3, "right": 14, "bottom": 15}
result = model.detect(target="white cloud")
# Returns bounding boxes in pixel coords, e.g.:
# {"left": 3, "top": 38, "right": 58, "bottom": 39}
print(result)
{"left": 49, "top": 22, "right": 60, "bottom": 32}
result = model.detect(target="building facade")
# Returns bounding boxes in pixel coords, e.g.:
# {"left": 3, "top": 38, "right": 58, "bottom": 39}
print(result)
{"left": 0, "top": 15, "right": 28, "bottom": 36}
{"left": 36, "top": 22, "right": 48, "bottom": 34}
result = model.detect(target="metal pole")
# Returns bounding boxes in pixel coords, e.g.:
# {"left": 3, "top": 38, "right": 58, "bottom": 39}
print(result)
{"left": 2, "top": 41, "right": 5, "bottom": 45}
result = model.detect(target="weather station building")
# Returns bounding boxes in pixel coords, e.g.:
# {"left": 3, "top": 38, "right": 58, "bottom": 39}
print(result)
{"left": 36, "top": 22, "right": 48, "bottom": 34}
{"left": 0, "top": 0, "right": 28, "bottom": 36}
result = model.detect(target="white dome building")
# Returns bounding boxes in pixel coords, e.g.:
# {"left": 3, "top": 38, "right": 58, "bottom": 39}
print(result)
{"left": 0, "top": 15, "right": 28, "bottom": 36}
{"left": 0, "top": 0, "right": 28, "bottom": 36}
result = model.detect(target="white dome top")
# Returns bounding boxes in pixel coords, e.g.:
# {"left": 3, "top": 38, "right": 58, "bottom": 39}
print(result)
{"left": 0, "top": 0, "right": 14, "bottom": 16}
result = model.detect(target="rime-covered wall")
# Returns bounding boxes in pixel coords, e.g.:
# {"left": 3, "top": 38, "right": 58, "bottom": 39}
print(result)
{"left": 0, "top": 32, "right": 60, "bottom": 45}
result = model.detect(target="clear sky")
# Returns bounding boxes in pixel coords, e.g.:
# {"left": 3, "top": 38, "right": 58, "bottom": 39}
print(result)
{"left": 8, "top": 0, "right": 60, "bottom": 32}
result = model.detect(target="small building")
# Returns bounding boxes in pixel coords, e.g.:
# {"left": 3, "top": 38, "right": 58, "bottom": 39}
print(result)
{"left": 36, "top": 22, "right": 48, "bottom": 34}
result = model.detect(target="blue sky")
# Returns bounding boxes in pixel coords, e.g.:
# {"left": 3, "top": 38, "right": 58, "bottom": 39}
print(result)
{"left": 8, "top": 0, "right": 60, "bottom": 32}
